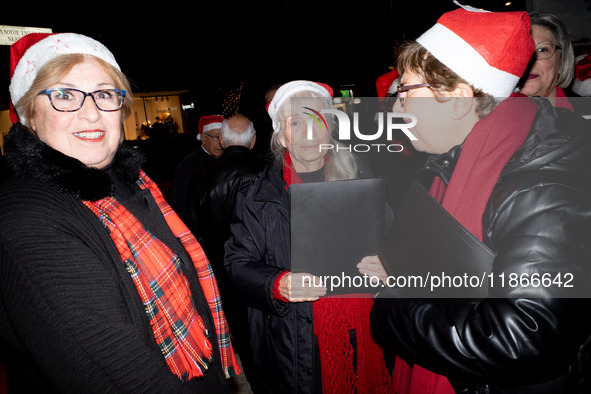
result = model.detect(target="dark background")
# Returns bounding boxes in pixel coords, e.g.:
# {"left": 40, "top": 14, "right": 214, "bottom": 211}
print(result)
{"left": 1, "top": 0, "right": 530, "bottom": 124}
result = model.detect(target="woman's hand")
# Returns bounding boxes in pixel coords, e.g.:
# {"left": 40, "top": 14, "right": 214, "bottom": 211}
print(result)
{"left": 279, "top": 272, "right": 327, "bottom": 302}
{"left": 357, "top": 255, "right": 389, "bottom": 285}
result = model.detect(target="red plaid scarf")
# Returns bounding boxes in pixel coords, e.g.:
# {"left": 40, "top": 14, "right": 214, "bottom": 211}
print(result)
{"left": 83, "top": 170, "right": 239, "bottom": 380}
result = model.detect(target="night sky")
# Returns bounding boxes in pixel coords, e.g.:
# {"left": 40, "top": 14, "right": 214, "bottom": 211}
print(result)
{"left": 2, "top": 0, "right": 527, "bottom": 122}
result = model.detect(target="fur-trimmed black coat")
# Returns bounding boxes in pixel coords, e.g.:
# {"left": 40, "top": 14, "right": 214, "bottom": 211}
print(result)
{"left": 0, "top": 123, "right": 228, "bottom": 393}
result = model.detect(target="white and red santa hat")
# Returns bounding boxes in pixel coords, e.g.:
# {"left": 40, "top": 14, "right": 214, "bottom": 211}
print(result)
{"left": 197, "top": 115, "right": 224, "bottom": 140}
{"left": 9, "top": 32, "right": 121, "bottom": 124}
{"left": 416, "top": 2, "right": 535, "bottom": 98}
{"left": 572, "top": 53, "right": 591, "bottom": 97}
{"left": 266, "top": 80, "right": 333, "bottom": 132}
{"left": 376, "top": 69, "right": 400, "bottom": 100}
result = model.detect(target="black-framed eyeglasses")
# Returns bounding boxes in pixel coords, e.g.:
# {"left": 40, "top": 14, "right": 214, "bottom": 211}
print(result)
{"left": 534, "top": 42, "right": 561, "bottom": 60}
{"left": 396, "top": 83, "right": 431, "bottom": 106}
{"left": 38, "top": 88, "right": 126, "bottom": 112}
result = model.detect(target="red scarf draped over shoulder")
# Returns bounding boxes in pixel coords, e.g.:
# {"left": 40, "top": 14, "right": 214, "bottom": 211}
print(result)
{"left": 283, "top": 152, "right": 391, "bottom": 394}
{"left": 83, "top": 170, "right": 240, "bottom": 381}
{"left": 391, "top": 95, "right": 538, "bottom": 393}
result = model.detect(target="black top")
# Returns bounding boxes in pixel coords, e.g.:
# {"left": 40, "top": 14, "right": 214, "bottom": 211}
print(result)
{"left": 298, "top": 166, "right": 325, "bottom": 184}
{"left": 0, "top": 123, "right": 228, "bottom": 393}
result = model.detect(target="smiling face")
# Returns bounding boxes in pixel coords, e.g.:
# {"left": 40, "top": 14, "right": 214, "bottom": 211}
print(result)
{"left": 519, "top": 24, "right": 562, "bottom": 100}
{"left": 30, "top": 59, "right": 122, "bottom": 169}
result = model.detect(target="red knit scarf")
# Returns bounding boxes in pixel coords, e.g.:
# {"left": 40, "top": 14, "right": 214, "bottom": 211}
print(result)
{"left": 283, "top": 152, "right": 391, "bottom": 393}
{"left": 83, "top": 170, "right": 240, "bottom": 380}
{"left": 391, "top": 95, "right": 538, "bottom": 393}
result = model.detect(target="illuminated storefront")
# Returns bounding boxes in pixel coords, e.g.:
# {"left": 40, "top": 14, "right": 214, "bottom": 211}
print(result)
{"left": 123, "top": 90, "right": 195, "bottom": 141}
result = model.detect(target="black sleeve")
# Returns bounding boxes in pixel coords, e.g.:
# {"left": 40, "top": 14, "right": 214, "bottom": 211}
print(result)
{"left": 0, "top": 187, "right": 200, "bottom": 394}
{"left": 224, "top": 189, "right": 291, "bottom": 316}
{"left": 370, "top": 183, "right": 591, "bottom": 386}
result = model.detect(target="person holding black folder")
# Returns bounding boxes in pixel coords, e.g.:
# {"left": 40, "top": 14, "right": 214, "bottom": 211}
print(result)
{"left": 369, "top": 4, "right": 591, "bottom": 394}
{"left": 224, "top": 80, "right": 391, "bottom": 393}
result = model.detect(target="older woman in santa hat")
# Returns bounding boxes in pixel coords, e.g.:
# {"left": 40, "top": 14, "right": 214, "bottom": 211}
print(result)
{"left": 370, "top": 4, "right": 591, "bottom": 394}
{"left": 517, "top": 11, "right": 575, "bottom": 109}
{"left": 0, "top": 33, "right": 240, "bottom": 393}
{"left": 224, "top": 80, "right": 391, "bottom": 393}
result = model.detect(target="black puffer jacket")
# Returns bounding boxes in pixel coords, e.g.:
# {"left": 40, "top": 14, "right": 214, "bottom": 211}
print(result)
{"left": 370, "top": 98, "right": 591, "bottom": 394}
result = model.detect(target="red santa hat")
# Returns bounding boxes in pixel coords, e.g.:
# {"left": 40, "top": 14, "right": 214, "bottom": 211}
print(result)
{"left": 416, "top": 2, "right": 535, "bottom": 97}
{"left": 376, "top": 69, "right": 400, "bottom": 100}
{"left": 266, "top": 80, "right": 333, "bottom": 131}
{"left": 9, "top": 32, "right": 121, "bottom": 124}
{"left": 197, "top": 115, "right": 224, "bottom": 140}
{"left": 572, "top": 53, "right": 591, "bottom": 97}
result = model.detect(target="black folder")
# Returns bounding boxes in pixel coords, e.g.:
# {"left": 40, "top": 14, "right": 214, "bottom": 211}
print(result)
{"left": 379, "top": 181, "right": 495, "bottom": 298}
{"left": 289, "top": 177, "right": 386, "bottom": 295}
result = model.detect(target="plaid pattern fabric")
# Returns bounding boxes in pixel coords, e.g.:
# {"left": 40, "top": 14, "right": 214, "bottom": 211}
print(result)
{"left": 83, "top": 170, "right": 239, "bottom": 380}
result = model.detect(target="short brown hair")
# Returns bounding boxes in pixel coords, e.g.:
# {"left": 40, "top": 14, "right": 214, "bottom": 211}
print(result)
{"left": 396, "top": 41, "right": 499, "bottom": 118}
{"left": 16, "top": 54, "right": 134, "bottom": 128}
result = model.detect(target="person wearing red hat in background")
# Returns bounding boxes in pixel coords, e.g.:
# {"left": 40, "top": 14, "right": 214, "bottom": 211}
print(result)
{"left": 516, "top": 11, "right": 575, "bottom": 110}
{"left": 376, "top": 69, "right": 400, "bottom": 100}
{"left": 369, "top": 3, "right": 591, "bottom": 394}
{"left": 375, "top": 69, "right": 428, "bottom": 208}
{"left": 224, "top": 80, "right": 392, "bottom": 393}
{"left": 573, "top": 52, "right": 591, "bottom": 98}
{"left": 0, "top": 32, "right": 240, "bottom": 393}
{"left": 198, "top": 114, "right": 225, "bottom": 158}
{"left": 571, "top": 52, "right": 591, "bottom": 119}
{"left": 185, "top": 113, "right": 267, "bottom": 393}
{"left": 172, "top": 114, "right": 224, "bottom": 220}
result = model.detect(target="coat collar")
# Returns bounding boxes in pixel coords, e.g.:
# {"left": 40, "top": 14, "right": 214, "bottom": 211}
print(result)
{"left": 3, "top": 122, "right": 144, "bottom": 201}
{"left": 417, "top": 97, "right": 587, "bottom": 186}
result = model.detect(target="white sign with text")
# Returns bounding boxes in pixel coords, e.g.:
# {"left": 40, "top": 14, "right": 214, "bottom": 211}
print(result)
{"left": 0, "top": 25, "right": 52, "bottom": 46}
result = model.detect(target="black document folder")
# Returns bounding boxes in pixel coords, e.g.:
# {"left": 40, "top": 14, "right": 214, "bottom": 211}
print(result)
{"left": 379, "top": 181, "right": 495, "bottom": 298}
{"left": 289, "top": 177, "right": 386, "bottom": 295}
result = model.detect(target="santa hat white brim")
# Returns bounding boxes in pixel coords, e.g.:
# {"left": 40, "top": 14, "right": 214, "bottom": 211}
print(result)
{"left": 10, "top": 33, "right": 120, "bottom": 124}
{"left": 197, "top": 122, "right": 223, "bottom": 140}
{"left": 417, "top": 23, "right": 520, "bottom": 97}
{"left": 267, "top": 81, "right": 331, "bottom": 132}
{"left": 573, "top": 78, "right": 591, "bottom": 97}
{"left": 202, "top": 123, "right": 222, "bottom": 133}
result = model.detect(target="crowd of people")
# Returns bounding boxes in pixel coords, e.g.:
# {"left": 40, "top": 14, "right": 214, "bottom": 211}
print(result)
{"left": 0, "top": 4, "right": 590, "bottom": 394}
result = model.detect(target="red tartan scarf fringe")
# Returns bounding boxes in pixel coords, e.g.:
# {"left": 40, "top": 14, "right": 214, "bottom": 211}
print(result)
{"left": 83, "top": 170, "right": 239, "bottom": 380}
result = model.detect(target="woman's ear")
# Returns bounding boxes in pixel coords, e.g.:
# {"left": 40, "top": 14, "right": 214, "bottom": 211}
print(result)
{"left": 450, "top": 83, "right": 475, "bottom": 120}
{"left": 279, "top": 133, "right": 288, "bottom": 149}
{"left": 28, "top": 118, "right": 36, "bottom": 133}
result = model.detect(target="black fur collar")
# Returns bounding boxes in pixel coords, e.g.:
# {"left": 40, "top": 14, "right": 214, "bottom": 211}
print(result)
{"left": 3, "top": 122, "right": 145, "bottom": 201}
